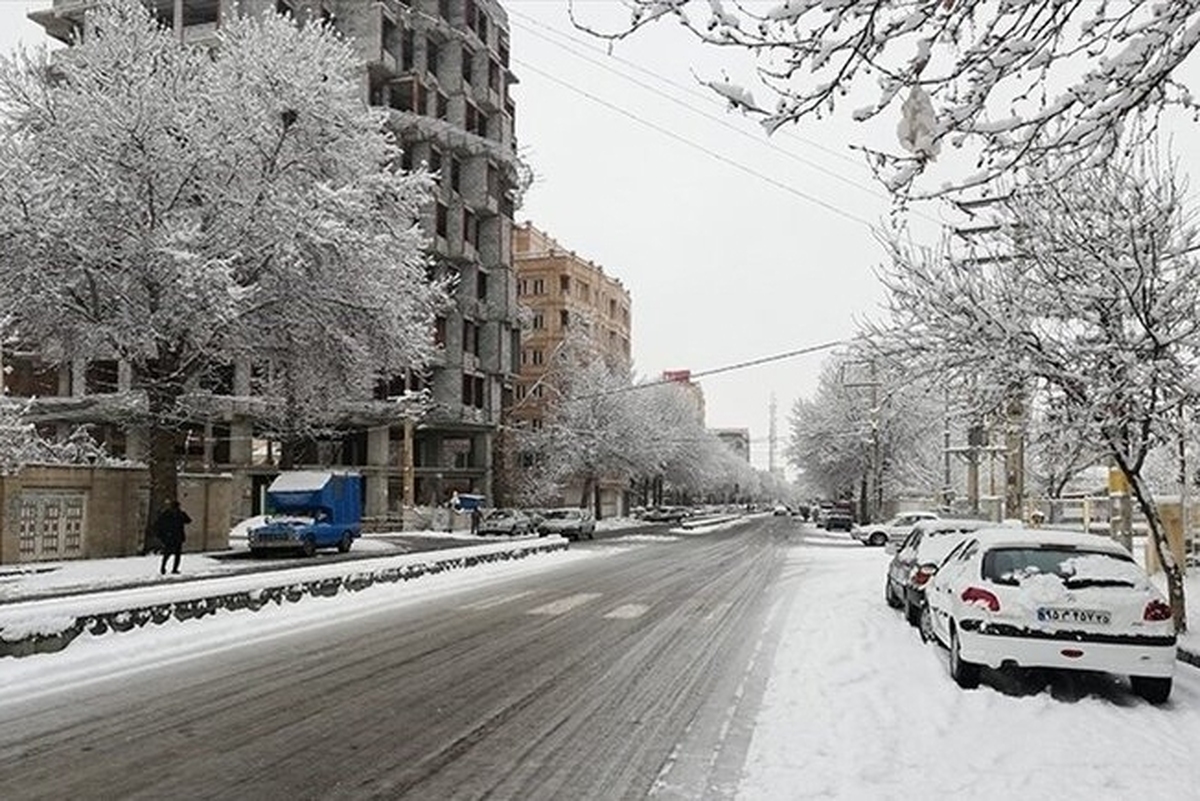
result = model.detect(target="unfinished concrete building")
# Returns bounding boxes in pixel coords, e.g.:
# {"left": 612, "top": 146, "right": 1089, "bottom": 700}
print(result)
{"left": 23, "top": 0, "right": 523, "bottom": 528}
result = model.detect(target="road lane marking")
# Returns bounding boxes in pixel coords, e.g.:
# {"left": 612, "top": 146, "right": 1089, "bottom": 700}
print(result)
{"left": 604, "top": 603, "right": 650, "bottom": 619}
{"left": 460, "top": 591, "right": 534, "bottom": 611}
{"left": 527, "top": 593, "right": 602, "bottom": 615}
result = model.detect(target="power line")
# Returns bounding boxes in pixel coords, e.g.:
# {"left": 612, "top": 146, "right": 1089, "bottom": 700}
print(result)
{"left": 567, "top": 339, "right": 848, "bottom": 400}
{"left": 507, "top": 8, "right": 948, "bottom": 228}
{"left": 513, "top": 58, "right": 877, "bottom": 228}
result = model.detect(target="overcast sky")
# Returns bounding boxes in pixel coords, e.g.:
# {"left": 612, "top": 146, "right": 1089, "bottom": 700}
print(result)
{"left": 3, "top": 1, "right": 1199, "bottom": 473}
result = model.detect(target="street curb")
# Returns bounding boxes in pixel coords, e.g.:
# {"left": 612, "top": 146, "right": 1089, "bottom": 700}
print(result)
{"left": 0, "top": 539, "right": 568, "bottom": 659}
{"left": 1178, "top": 646, "right": 1200, "bottom": 670}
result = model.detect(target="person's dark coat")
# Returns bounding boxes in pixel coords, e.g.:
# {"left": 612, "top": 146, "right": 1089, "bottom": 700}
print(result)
{"left": 155, "top": 502, "right": 192, "bottom": 550}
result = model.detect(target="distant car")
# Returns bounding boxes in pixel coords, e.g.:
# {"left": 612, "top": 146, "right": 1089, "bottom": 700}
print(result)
{"left": 641, "top": 506, "right": 688, "bottom": 524}
{"left": 477, "top": 508, "right": 534, "bottom": 536}
{"left": 924, "top": 527, "right": 1176, "bottom": 703}
{"left": 823, "top": 510, "right": 854, "bottom": 532}
{"left": 538, "top": 508, "right": 596, "bottom": 541}
{"left": 772, "top": 504, "right": 792, "bottom": 516}
{"left": 885, "top": 518, "right": 991, "bottom": 628}
{"left": 855, "top": 511, "right": 941, "bottom": 547}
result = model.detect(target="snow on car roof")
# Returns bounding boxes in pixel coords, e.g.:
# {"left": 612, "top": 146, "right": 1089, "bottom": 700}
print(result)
{"left": 965, "top": 527, "right": 1129, "bottom": 553}
{"left": 268, "top": 471, "right": 336, "bottom": 492}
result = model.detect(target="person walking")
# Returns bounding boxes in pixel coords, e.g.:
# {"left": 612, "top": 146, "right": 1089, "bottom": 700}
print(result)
{"left": 470, "top": 506, "right": 482, "bottom": 536}
{"left": 155, "top": 499, "right": 191, "bottom": 575}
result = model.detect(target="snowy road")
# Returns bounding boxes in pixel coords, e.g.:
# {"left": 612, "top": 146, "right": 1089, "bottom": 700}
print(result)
{"left": 0, "top": 518, "right": 797, "bottom": 800}
{"left": 4, "top": 518, "right": 1200, "bottom": 800}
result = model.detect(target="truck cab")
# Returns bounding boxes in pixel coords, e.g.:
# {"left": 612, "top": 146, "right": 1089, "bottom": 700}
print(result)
{"left": 247, "top": 471, "right": 363, "bottom": 557}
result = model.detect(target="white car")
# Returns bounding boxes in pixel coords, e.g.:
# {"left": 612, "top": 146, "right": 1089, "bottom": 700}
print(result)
{"left": 855, "top": 511, "right": 940, "bottom": 547}
{"left": 537, "top": 508, "right": 596, "bottom": 541}
{"left": 924, "top": 528, "right": 1176, "bottom": 703}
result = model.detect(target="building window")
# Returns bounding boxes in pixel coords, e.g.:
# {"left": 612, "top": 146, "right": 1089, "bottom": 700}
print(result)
{"left": 401, "top": 28, "right": 414, "bottom": 70}
{"left": 462, "top": 320, "right": 478, "bottom": 354}
{"left": 436, "top": 91, "right": 448, "bottom": 120}
{"left": 461, "top": 375, "right": 485, "bottom": 409}
{"left": 476, "top": 269, "right": 488, "bottom": 301}
{"left": 520, "top": 349, "right": 528, "bottom": 367}
{"left": 489, "top": 59, "right": 501, "bottom": 92}
{"left": 438, "top": 0, "right": 451, "bottom": 22}
{"left": 532, "top": 278, "right": 544, "bottom": 295}
{"left": 434, "top": 316, "right": 447, "bottom": 346}
{"left": 579, "top": 281, "right": 590, "bottom": 302}
{"left": 435, "top": 202, "right": 448, "bottom": 238}
{"left": 559, "top": 310, "right": 569, "bottom": 330}
{"left": 462, "top": 209, "right": 477, "bottom": 249}
{"left": 426, "top": 36, "right": 441, "bottom": 76}
{"left": 449, "top": 158, "right": 460, "bottom": 193}
{"left": 609, "top": 298, "right": 617, "bottom": 317}
{"left": 85, "top": 360, "right": 119, "bottom": 394}
{"left": 531, "top": 312, "right": 544, "bottom": 330}
{"left": 559, "top": 274, "right": 570, "bottom": 295}
{"left": 428, "top": 148, "right": 442, "bottom": 175}
{"left": 531, "top": 348, "right": 544, "bottom": 366}
{"left": 461, "top": 46, "right": 474, "bottom": 84}
{"left": 515, "top": 383, "right": 527, "bottom": 401}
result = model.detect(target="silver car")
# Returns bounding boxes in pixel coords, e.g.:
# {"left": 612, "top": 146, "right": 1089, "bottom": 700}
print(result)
{"left": 537, "top": 508, "right": 596, "bottom": 541}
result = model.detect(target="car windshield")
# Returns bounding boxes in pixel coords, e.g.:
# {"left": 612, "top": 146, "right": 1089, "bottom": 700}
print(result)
{"left": 544, "top": 510, "right": 580, "bottom": 520}
{"left": 486, "top": 510, "right": 513, "bottom": 519}
{"left": 982, "top": 547, "right": 1142, "bottom": 588}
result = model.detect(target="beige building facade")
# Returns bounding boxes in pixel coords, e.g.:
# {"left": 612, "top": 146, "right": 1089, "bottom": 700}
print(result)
{"left": 510, "top": 222, "right": 633, "bottom": 514}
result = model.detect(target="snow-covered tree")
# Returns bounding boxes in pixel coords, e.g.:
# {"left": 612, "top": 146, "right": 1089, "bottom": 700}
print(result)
{"left": 0, "top": 2, "right": 443, "bottom": 541}
{"left": 875, "top": 148, "right": 1200, "bottom": 631}
{"left": 787, "top": 351, "right": 945, "bottom": 518}
{"left": 576, "top": 1, "right": 1200, "bottom": 199}
{"left": 0, "top": 398, "right": 115, "bottom": 475}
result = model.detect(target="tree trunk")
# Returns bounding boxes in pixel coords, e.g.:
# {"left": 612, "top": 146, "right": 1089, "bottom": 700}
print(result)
{"left": 141, "top": 355, "right": 184, "bottom": 554}
{"left": 1126, "top": 471, "right": 1188, "bottom": 633}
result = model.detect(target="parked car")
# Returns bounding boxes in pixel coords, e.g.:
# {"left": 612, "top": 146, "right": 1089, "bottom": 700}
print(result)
{"left": 885, "top": 518, "right": 991, "bottom": 627}
{"left": 476, "top": 508, "right": 534, "bottom": 536}
{"left": 772, "top": 503, "right": 793, "bottom": 516}
{"left": 538, "top": 508, "right": 596, "bottom": 541}
{"left": 641, "top": 506, "right": 689, "bottom": 524}
{"left": 923, "top": 527, "right": 1176, "bottom": 703}
{"left": 855, "top": 510, "right": 940, "bottom": 547}
{"left": 822, "top": 510, "right": 854, "bottom": 532}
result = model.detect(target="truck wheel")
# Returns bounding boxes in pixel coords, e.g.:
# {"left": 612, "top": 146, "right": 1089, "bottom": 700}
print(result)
{"left": 301, "top": 536, "right": 317, "bottom": 558}
{"left": 337, "top": 533, "right": 352, "bottom": 553}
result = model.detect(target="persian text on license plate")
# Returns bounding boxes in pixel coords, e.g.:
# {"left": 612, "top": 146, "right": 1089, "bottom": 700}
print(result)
{"left": 1036, "top": 607, "right": 1111, "bottom": 625}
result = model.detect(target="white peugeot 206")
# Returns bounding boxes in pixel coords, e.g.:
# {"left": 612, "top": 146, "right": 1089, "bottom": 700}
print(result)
{"left": 923, "top": 527, "right": 1177, "bottom": 704}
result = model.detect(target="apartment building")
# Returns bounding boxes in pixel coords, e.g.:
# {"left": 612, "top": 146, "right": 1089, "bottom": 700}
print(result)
{"left": 510, "top": 222, "right": 632, "bottom": 425}
{"left": 24, "top": 0, "right": 522, "bottom": 524}
{"left": 509, "top": 222, "right": 632, "bottom": 514}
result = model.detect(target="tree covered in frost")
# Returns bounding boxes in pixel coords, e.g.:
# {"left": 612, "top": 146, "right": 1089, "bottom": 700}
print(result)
{"left": 0, "top": 398, "right": 115, "bottom": 475}
{"left": 576, "top": 0, "right": 1200, "bottom": 199}
{"left": 874, "top": 150, "right": 1200, "bottom": 631}
{"left": 0, "top": 1, "right": 443, "bottom": 542}
{"left": 512, "top": 333, "right": 758, "bottom": 512}
{"left": 787, "top": 350, "right": 945, "bottom": 518}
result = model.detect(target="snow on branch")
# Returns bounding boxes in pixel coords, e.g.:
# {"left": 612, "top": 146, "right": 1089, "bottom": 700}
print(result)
{"left": 574, "top": 0, "right": 1200, "bottom": 200}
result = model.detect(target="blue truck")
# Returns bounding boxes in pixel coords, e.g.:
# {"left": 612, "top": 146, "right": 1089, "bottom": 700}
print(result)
{"left": 247, "top": 471, "right": 363, "bottom": 557}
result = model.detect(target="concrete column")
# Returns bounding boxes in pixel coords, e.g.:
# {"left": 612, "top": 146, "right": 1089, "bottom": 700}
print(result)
{"left": 364, "top": 426, "right": 390, "bottom": 520}
{"left": 229, "top": 419, "right": 254, "bottom": 522}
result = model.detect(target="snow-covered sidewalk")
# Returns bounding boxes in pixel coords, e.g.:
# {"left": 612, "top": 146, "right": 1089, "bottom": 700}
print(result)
{"left": 739, "top": 531, "right": 1200, "bottom": 800}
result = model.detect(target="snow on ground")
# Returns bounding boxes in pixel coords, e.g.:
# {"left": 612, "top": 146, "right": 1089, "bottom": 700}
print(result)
{"left": 739, "top": 532, "right": 1200, "bottom": 800}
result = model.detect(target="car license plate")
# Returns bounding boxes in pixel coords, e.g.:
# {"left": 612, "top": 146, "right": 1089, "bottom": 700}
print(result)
{"left": 1036, "top": 607, "right": 1111, "bottom": 625}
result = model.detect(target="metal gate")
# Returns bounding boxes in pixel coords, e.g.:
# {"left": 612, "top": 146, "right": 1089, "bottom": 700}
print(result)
{"left": 17, "top": 492, "right": 87, "bottom": 562}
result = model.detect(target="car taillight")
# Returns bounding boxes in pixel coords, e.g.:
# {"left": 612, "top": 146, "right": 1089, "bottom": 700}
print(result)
{"left": 912, "top": 564, "right": 936, "bottom": 587}
{"left": 961, "top": 586, "right": 1000, "bottom": 612}
{"left": 1143, "top": 599, "right": 1172, "bottom": 622}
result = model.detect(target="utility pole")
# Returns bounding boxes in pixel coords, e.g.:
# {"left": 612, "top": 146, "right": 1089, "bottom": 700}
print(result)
{"left": 768, "top": 393, "right": 778, "bottom": 476}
